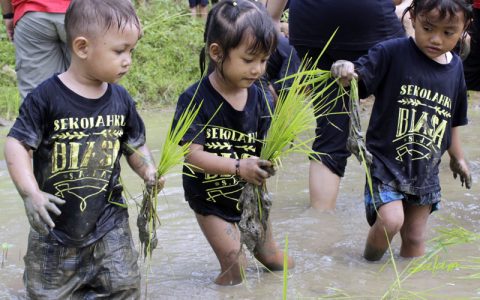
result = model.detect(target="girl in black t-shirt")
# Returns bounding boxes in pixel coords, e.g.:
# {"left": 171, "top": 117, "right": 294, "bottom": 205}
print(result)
{"left": 174, "top": 0, "right": 294, "bottom": 285}
{"left": 331, "top": 0, "right": 472, "bottom": 261}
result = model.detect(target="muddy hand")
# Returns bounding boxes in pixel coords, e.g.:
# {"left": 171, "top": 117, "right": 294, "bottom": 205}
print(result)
{"left": 23, "top": 192, "right": 65, "bottom": 234}
{"left": 331, "top": 60, "right": 357, "bottom": 87}
{"left": 239, "top": 158, "right": 272, "bottom": 186}
{"left": 261, "top": 162, "right": 277, "bottom": 177}
{"left": 347, "top": 137, "right": 373, "bottom": 166}
{"left": 450, "top": 157, "right": 472, "bottom": 189}
{"left": 145, "top": 172, "right": 166, "bottom": 195}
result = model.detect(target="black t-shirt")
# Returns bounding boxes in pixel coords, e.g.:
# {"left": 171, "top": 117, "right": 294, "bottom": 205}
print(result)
{"left": 355, "top": 37, "right": 468, "bottom": 195}
{"left": 174, "top": 77, "right": 271, "bottom": 222}
{"left": 8, "top": 75, "right": 146, "bottom": 247}
{"left": 289, "top": 0, "right": 404, "bottom": 51}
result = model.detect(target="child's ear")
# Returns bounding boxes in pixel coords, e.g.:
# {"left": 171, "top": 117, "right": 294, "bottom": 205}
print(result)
{"left": 72, "top": 36, "right": 89, "bottom": 59}
{"left": 208, "top": 43, "right": 224, "bottom": 63}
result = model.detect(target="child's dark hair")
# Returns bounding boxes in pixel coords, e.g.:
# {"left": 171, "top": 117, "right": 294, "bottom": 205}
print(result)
{"left": 65, "top": 0, "right": 142, "bottom": 48}
{"left": 199, "top": 0, "right": 278, "bottom": 76}
{"left": 402, "top": 0, "right": 473, "bottom": 28}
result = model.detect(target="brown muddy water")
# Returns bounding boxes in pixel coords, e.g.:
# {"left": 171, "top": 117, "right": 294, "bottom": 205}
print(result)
{"left": 0, "top": 93, "right": 479, "bottom": 299}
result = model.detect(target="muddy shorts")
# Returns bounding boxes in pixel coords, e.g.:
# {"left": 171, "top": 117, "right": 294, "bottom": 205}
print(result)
{"left": 364, "top": 178, "right": 441, "bottom": 226}
{"left": 23, "top": 219, "right": 140, "bottom": 299}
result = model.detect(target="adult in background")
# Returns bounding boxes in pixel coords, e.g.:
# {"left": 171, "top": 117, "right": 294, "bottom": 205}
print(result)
{"left": 188, "top": 0, "right": 208, "bottom": 19}
{"left": 0, "top": 0, "right": 70, "bottom": 101}
{"left": 268, "top": 0, "right": 406, "bottom": 211}
{"left": 463, "top": 0, "right": 480, "bottom": 91}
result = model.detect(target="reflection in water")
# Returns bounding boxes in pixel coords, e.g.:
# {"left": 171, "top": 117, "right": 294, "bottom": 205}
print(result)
{"left": 0, "top": 96, "right": 479, "bottom": 299}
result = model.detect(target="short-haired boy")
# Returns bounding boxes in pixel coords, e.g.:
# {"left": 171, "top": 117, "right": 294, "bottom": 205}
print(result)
{"left": 4, "top": 0, "right": 163, "bottom": 298}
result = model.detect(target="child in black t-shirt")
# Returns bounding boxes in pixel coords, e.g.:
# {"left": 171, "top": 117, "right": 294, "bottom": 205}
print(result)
{"left": 5, "top": 0, "right": 164, "bottom": 298}
{"left": 174, "top": 0, "right": 294, "bottom": 286}
{"left": 331, "top": 0, "right": 472, "bottom": 261}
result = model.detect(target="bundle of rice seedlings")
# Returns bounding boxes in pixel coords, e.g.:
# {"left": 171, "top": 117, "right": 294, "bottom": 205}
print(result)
{"left": 346, "top": 78, "right": 372, "bottom": 166}
{"left": 138, "top": 99, "right": 202, "bottom": 259}
{"left": 238, "top": 51, "right": 347, "bottom": 253}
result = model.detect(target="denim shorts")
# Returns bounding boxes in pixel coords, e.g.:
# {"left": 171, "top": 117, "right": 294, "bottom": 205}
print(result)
{"left": 364, "top": 178, "right": 441, "bottom": 226}
{"left": 23, "top": 219, "right": 140, "bottom": 299}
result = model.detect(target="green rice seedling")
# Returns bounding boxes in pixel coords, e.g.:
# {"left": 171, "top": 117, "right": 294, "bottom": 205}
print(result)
{"left": 379, "top": 222, "right": 480, "bottom": 299}
{"left": 429, "top": 222, "right": 480, "bottom": 250}
{"left": 238, "top": 61, "right": 346, "bottom": 253}
{"left": 238, "top": 30, "right": 353, "bottom": 255}
{"left": 1, "top": 243, "right": 12, "bottom": 268}
{"left": 137, "top": 98, "right": 203, "bottom": 260}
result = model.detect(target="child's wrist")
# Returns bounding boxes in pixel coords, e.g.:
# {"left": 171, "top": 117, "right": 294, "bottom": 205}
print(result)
{"left": 234, "top": 158, "right": 241, "bottom": 177}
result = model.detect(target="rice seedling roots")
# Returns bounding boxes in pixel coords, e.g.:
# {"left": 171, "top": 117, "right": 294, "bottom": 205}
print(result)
{"left": 238, "top": 183, "right": 272, "bottom": 253}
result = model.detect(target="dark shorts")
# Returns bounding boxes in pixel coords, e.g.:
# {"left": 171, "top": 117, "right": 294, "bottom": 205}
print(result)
{"left": 188, "top": 0, "right": 208, "bottom": 8}
{"left": 294, "top": 46, "right": 368, "bottom": 177}
{"left": 24, "top": 219, "right": 140, "bottom": 299}
{"left": 464, "top": 8, "right": 480, "bottom": 91}
{"left": 364, "top": 178, "right": 441, "bottom": 226}
{"left": 186, "top": 194, "right": 241, "bottom": 223}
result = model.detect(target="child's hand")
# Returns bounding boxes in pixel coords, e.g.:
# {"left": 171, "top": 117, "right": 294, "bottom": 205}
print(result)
{"left": 331, "top": 60, "right": 357, "bottom": 87}
{"left": 238, "top": 157, "right": 273, "bottom": 186}
{"left": 450, "top": 157, "right": 472, "bottom": 189}
{"left": 145, "top": 173, "right": 166, "bottom": 195}
{"left": 23, "top": 192, "right": 65, "bottom": 234}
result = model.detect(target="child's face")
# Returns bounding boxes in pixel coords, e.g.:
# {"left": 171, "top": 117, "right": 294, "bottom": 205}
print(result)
{"left": 220, "top": 37, "right": 270, "bottom": 89}
{"left": 412, "top": 8, "right": 466, "bottom": 61}
{"left": 86, "top": 23, "right": 140, "bottom": 83}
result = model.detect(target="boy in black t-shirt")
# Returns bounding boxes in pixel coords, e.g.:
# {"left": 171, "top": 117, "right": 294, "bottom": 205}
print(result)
{"left": 331, "top": 0, "right": 472, "bottom": 261}
{"left": 4, "top": 0, "right": 164, "bottom": 298}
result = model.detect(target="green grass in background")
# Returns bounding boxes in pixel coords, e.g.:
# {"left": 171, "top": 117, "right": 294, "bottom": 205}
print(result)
{"left": 0, "top": 0, "right": 205, "bottom": 118}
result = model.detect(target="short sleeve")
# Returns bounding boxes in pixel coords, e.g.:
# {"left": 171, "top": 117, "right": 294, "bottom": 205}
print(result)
{"left": 121, "top": 92, "right": 146, "bottom": 155}
{"left": 354, "top": 43, "right": 390, "bottom": 98}
{"left": 7, "top": 92, "right": 47, "bottom": 150}
{"left": 173, "top": 88, "right": 206, "bottom": 146}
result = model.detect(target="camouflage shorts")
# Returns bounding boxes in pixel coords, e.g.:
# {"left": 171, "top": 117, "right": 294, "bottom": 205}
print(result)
{"left": 24, "top": 219, "right": 140, "bottom": 299}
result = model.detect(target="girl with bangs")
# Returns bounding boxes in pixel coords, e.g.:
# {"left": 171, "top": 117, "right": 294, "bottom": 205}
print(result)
{"left": 173, "top": 0, "right": 294, "bottom": 285}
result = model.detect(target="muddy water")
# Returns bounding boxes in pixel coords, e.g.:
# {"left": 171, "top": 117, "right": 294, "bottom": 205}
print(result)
{"left": 0, "top": 94, "right": 479, "bottom": 299}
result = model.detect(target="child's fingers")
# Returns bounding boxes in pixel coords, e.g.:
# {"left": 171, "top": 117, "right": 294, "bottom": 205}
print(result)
{"left": 30, "top": 213, "right": 49, "bottom": 234}
{"left": 44, "top": 192, "right": 66, "bottom": 206}
{"left": 463, "top": 173, "right": 472, "bottom": 189}
{"left": 38, "top": 207, "right": 55, "bottom": 227}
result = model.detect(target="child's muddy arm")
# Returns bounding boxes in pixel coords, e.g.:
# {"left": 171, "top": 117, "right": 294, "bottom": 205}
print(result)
{"left": 447, "top": 127, "right": 472, "bottom": 189}
{"left": 127, "top": 145, "right": 165, "bottom": 192}
{"left": 4, "top": 137, "right": 65, "bottom": 233}
{"left": 187, "top": 143, "right": 271, "bottom": 186}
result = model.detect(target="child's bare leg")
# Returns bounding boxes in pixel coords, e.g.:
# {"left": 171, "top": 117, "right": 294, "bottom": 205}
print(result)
{"left": 364, "top": 201, "right": 404, "bottom": 261}
{"left": 190, "top": 6, "right": 197, "bottom": 18}
{"left": 254, "top": 220, "right": 294, "bottom": 271}
{"left": 199, "top": 5, "right": 208, "bottom": 19}
{"left": 309, "top": 161, "right": 340, "bottom": 211}
{"left": 195, "top": 214, "right": 246, "bottom": 285}
{"left": 399, "top": 204, "right": 431, "bottom": 258}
